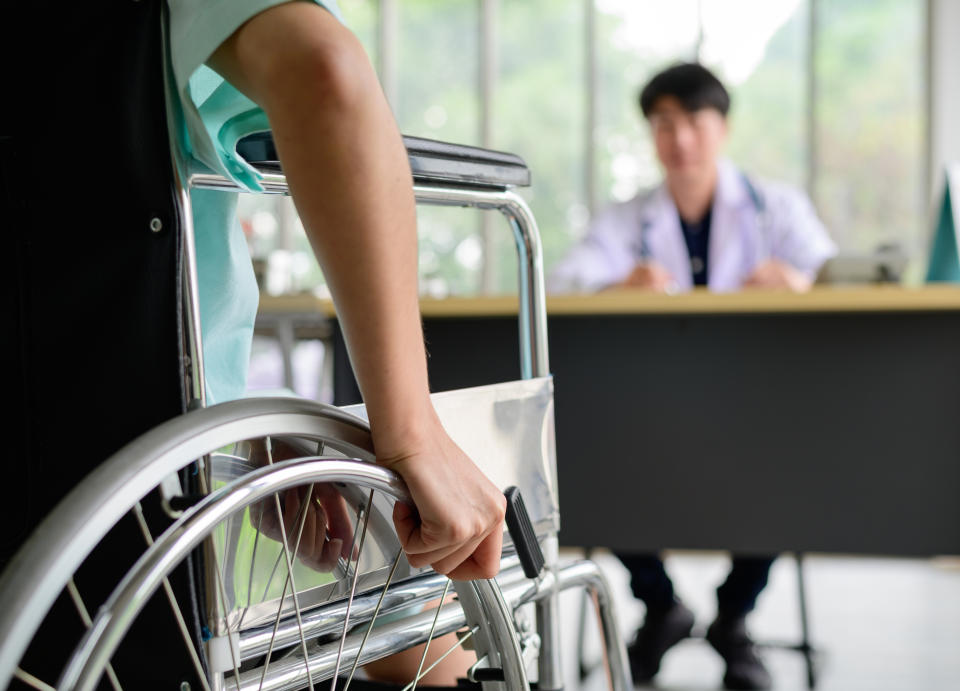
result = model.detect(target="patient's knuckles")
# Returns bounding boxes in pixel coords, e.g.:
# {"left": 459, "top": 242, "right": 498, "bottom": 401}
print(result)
{"left": 407, "top": 553, "right": 429, "bottom": 568}
{"left": 492, "top": 495, "right": 507, "bottom": 522}
{"left": 444, "top": 521, "right": 472, "bottom": 544}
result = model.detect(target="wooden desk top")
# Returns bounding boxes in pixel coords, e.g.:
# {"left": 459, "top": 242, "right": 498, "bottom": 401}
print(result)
{"left": 259, "top": 285, "right": 960, "bottom": 318}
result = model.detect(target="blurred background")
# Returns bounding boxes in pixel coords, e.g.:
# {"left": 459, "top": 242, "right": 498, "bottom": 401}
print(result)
{"left": 241, "top": 0, "right": 950, "bottom": 299}
{"left": 240, "top": 3, "right": 960, "bottom": 689}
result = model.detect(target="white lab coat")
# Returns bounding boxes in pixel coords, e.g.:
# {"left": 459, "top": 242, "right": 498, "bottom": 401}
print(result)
{"left": 549, "top": 160, "right": 837, "bottom": 293}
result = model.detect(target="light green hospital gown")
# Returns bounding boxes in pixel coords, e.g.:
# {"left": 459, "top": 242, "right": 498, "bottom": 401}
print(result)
{"left": 166, "top": 0, "right": 340, "bottom": 404}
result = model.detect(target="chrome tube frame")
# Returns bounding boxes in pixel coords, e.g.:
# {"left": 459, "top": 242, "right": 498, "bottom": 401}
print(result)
{"left": 241, "top": 553, "right": 523, "bottom": 661}
{"left": 163, "top": 20, "right": 207, "bottom": 410}
{"left": 239, "top": 571, "right": 448, "bottom": 660}
{"left": 497, "top": 560, "right": 632, "bottom": 691}
{"left": 187, "top": 173, "right": 550, "bottom": 381}
{"left": 172, "top": 167, "right": 207, "bottom": 408}
{"left": 534, "top": 536, "right": 563, "bottom": 690}
{"left": 187, "top": 169, "right": 557, "bottom": 686}
{"left": 409, "top": 184, "right": 550, "bottom": 380}
{"left": 231, "top": 600, "right": 471, "bottom": 691}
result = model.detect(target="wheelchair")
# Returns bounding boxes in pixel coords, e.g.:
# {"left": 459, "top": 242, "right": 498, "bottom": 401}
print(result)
{"left": 0, "top": 5, "right": 629, "bottom": 691}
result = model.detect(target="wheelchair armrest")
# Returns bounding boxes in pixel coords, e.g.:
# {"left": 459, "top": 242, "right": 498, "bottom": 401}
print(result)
{"left": 401, "top": 136, "right": 531, "bottom": 189}
{"left": 236, "top": 132, "right": 531, "bottom": 190}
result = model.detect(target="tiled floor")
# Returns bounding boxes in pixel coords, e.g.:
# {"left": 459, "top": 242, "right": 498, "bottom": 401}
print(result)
{"left": 560, "top": 550, "right": 960, "bottom": 691}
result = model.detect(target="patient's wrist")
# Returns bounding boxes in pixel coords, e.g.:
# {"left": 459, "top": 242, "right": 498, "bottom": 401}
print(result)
{"left": 368, "top": 398, "right": 444, "bottom": 464}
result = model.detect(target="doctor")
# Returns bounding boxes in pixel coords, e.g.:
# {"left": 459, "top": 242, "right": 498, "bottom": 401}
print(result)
{"left": 551, "top": 63, "right": 835, "bottom": 295}
{"left": 550, "top": 63, "right": 836, "bottom": 690}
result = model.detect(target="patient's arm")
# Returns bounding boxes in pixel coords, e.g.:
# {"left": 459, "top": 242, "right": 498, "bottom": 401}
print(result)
{"left": 209, "top": 3, "right": 505, "bottom": 581}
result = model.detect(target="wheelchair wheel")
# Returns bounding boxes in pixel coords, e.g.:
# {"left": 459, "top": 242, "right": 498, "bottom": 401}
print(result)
{"left": 0, "top": 398, "right": 528, "bottom": 691}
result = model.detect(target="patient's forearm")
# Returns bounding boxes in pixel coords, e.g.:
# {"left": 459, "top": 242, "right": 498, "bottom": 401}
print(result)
{"left": 211, "top": 4, "right": 436, "bottom": 452}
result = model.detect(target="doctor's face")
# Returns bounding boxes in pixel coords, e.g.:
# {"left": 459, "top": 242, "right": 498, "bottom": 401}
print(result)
{"left": 648, "top": 96, "right": 727, "bottom": 184}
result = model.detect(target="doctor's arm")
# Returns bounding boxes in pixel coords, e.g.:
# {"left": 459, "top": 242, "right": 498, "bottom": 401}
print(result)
{"left": 548, "top": 206, "right": 657, "bottom": 292}
{"left": 744, "top": 187, "right": 837, "bottom": 291}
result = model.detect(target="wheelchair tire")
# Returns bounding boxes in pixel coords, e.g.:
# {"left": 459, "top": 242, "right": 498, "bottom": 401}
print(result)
{"left": 0, "top": 398, "right": 527, "bottom": 691}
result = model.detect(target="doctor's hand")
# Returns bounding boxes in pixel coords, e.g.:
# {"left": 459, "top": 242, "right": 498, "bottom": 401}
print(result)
{"left": 744, "top": 259, "right": 812, "bottom": 292}
{"left": 618, "top": 262, "right": 676, "bottom": 292}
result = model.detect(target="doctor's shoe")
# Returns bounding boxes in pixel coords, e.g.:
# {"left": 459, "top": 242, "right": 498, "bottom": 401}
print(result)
{"left": 706, "top": 615, "right": 772, "bottom": 690}
{"left": 627, "top": 599, "right": 695, "bottom": 682}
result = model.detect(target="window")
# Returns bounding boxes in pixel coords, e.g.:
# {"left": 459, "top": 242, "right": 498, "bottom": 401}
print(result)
{"left": 242, "top": 0, "right": 930, "bottom": 296}
{"left": 812, "top": 0, "right": 925, "bottom": 262}
{"left": 714, "top": 0, "right": 809, "bottom": 189}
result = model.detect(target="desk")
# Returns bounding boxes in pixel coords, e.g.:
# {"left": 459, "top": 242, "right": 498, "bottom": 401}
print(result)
{"left": 264, "top": 287, "right": 960, "bottom": 557}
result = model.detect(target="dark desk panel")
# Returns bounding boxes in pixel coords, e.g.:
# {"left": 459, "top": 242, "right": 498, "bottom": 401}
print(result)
{"left": 333, "top": 310, "right": 960, "bottom": 557}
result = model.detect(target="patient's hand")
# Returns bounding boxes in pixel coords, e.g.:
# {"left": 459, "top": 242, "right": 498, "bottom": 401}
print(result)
{"left": 744, "top": 259, "right": 812, "bottom": 292}
{"left": 618, "top": 262, "right": 676, "bottom": 292}
{"left": 250, "top": 483, "right": 354, "bottom": 572}
{"left": 377, "top": 419, "right": 506, "bottom": 581}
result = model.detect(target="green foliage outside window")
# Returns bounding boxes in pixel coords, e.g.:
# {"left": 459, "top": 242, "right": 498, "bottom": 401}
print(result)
{"left": 243, "top": 0, "right": 927, "bottom": 296}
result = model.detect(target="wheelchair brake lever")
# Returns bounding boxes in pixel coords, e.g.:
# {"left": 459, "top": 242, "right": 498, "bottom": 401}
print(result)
{"left": 503, "top": 486, "right": 545, "bottom": 579}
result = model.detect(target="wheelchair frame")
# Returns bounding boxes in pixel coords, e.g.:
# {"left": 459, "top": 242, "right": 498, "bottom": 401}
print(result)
{"left": 179, "top": 140, "right": 619, "bottom": 691}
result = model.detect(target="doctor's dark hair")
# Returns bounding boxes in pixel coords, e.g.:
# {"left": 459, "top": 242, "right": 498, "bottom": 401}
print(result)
{"left": 638, "top": 63, "right": 731, "bottom": 118}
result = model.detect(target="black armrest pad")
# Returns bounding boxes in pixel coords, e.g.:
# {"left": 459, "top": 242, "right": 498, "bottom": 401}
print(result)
{"left": 236, "top": 132, "right": 531, "bottom": 189}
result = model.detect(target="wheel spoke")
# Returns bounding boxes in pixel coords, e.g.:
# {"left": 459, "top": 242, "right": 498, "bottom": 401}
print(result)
{"left": 193, "top": 451, "right": 243, "bottom": 686}
{"left": 13, "top": 668, "right": 56, "bottom": 691}
{"left": 311, "top": 495, "right": 365, "bottom": 611}
{"left": 243, "top": 474, "right": 311, "bottom": 630}
{"left": 257, "top": 555, "right": 291, "bottom": 691}
{"left": 342, "top": 502, "right": 366, "bottom": 587}
{"left": 265, "top": 477, "right": 318, "bottom": 638}
{"left": 329, "top": 491, "right": 374, "bottom": 691}
{"left": 400, "top": 627, "right": 479, "bottom": 691}
{"left": 211, "top": 544, "right": 243, "bottom": 686}
{"left": 258, "top": 445, "right": 357, "bottom": 690}
{"left": 242, "top": 439, "right": 321, "bottom": 632}
{"left": 132, "top": 503, "right": 213, "bottom": 691}
{"left": 262, "top": 436, "right": 316, "bottom": 691}
{"left": 342, "top": 548, "right": 404, "bottom": 691}
{"left": 255, "top": 480, "right": 320, "bottom": 689}
{"left": 409, "top": 579, "right": 453, "bottom": 691}
{"left": 260, "top": 548, "right": 286, "bottom": 604}
{"left": 257, "top": 449, "right": 320, "bottom": 605}
{"left": 236, "top": 498, "right": 265, "bottom": 632}
{"left": 66, "top": 579, "right": 123, "bottom": 691}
